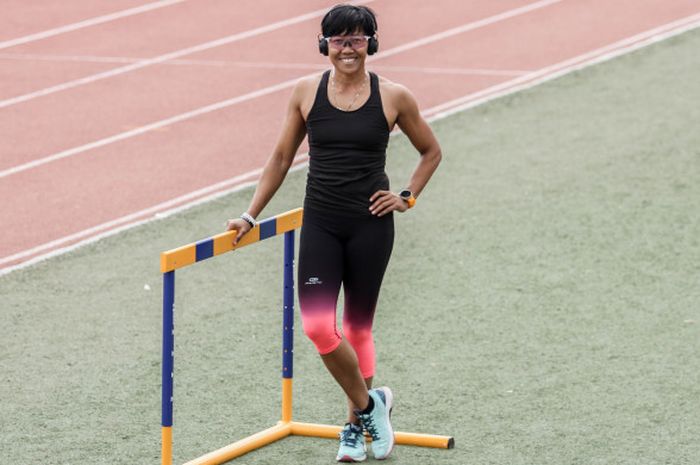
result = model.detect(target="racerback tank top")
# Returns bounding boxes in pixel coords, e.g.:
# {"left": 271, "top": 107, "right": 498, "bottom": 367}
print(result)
{"left": 304, "top": 70, "right": 391, "bottom": 216}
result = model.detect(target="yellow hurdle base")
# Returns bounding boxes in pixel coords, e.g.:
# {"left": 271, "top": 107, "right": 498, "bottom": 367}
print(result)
{"left": 182, "top": 421, "right": 454, "bottom": 465}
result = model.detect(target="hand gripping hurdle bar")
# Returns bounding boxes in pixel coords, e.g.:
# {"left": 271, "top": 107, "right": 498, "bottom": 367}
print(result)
{"left": 160, "top": 207, "right": 454, "bottom": 465}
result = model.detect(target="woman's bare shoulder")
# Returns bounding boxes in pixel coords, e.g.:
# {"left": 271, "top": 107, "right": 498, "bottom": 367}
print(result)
{"left": 376, "top": 74, "right": 415, "bottom": 111}
{"left": 294, "top": 72, "right": 326, "bottom": 118}
{"left": 293, "top": 72, "right": 325, "bottom": 99}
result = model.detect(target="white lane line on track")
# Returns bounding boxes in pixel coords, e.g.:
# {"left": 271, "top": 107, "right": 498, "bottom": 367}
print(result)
{"left": 422, "top": 11, "right": 700, "bottom": 119}
{"left": 0, "top": 167, "right": 265, "bottom": 268}
{"left": 375, "top": 65, "right": 530, "bottom": 77}
{"left": 0, "top": 0, "right": 558, "bottom": 179}
{"left": 372, "top": 0, "right": 564, "bottom": 61}
{"left": 0, "top": 0, "right": 187, "bottom": 51}
{"left": 0, "top": 53, "right": 532, "bottom": 76}
{"left": 3, "top": 15, "right": 700, "bottom": 276}
{"left": 0, "top": 0, "right": 374, "bottom": 109}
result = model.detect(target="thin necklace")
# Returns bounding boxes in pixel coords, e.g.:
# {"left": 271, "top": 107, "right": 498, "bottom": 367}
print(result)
{"left": 330, "top": 71, "right": 368, "bottom": 111}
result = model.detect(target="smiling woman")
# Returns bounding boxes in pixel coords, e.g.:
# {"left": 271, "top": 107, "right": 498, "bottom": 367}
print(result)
{"left": 225, "top": 4, "right": 442, "bottom": 462}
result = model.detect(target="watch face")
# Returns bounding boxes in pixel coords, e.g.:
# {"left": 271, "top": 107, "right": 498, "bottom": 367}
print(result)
{"left": 400, "top": 190, "right": 412, "bottom": 199}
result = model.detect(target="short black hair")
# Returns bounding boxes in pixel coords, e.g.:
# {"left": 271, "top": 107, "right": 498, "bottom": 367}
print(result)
{"left": 321, "top": 4, "right": 377, "bottom": 37}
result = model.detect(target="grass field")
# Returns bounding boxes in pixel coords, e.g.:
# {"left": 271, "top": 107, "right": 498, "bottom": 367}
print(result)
{"left": 1, "top": 29, "right": 699, "bottom": 465}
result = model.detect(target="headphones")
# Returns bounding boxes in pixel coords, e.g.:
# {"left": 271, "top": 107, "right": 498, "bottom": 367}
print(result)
{"left": 318, "top": 6, "right": 379, "bottom": 56}
{"left": 318, "top": 34, "right": 379, "bottom": 56}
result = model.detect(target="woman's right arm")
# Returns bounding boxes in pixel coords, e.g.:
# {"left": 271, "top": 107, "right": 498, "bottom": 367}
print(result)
{"left": 226, "top": 80, "right": 309, "bottom": 243}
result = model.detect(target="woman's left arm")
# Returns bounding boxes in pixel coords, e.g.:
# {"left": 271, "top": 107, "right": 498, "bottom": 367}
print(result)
{"left": 370, "top": 86, "right": 442, "bottom": 216}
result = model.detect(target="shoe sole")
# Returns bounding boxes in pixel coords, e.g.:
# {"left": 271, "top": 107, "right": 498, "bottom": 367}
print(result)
{"left": 336, "top": 455, "right": 367, "bottom": 463}
{"left": 374, "top": 386, "right": 395, "bottom": 460}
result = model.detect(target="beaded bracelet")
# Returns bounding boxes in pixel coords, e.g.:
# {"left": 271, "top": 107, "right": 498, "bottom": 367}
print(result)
{"left": 240, "top": 212, "right": 256, "bottom": 228}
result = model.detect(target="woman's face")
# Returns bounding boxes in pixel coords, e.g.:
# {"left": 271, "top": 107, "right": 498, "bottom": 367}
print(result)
{"left": 326, "top": 30, "right": 370, "bottom": 73}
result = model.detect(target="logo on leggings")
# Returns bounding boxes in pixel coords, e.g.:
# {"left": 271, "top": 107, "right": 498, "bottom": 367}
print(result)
{"left": 305, "top": 276, "right": 323, "bottom": 285}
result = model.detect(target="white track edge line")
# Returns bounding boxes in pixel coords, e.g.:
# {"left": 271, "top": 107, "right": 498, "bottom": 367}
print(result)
{"left": 0, "top": 169, "right": 262, "bottom": 265}
{"left": 0, "top": 159, "right": 308, "bottom": 276}
{"left": 1, "top": 16, "right": 698, "bottom": 277}
{"left": 423, "top": 12, "right": 700, "bottom": 118}
{"left": 0, "top": 0, "right": 186, "bottom": 50}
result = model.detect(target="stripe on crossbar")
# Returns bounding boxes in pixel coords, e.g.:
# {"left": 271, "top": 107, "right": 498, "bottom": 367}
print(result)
{"left": 259, "top": 218, "right": 277, "bottom": 240}
{"left": 195, "top": 239, "right": 214, "bottom": 262}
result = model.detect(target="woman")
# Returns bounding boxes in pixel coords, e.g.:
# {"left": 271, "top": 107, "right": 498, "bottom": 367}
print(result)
{"left": 226, "top": 4, "right": 441, "bottom": 462}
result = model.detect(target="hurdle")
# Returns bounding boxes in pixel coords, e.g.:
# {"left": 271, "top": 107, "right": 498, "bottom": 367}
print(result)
{"left": 160, "top": 207, "right": 454, "bottom": 465}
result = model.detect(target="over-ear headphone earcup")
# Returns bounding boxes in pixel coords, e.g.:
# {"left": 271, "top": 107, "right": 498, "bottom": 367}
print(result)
{"left": 367, "top": 37, "right": 378, "bottom": 55}
{"left": 319, "top": 38, "right": 329, "bottom": 56}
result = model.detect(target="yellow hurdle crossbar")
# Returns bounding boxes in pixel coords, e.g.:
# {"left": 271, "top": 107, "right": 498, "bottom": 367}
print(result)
{"left": 160, "top": 208, "right": 454, "bottom": 464}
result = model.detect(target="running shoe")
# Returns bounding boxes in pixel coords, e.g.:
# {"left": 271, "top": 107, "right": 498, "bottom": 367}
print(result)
{"left": 336, "top": 422, "right": 367, "bottom": 462}
{"left": 356, "top": 387, "right": 395, "bottom": 460}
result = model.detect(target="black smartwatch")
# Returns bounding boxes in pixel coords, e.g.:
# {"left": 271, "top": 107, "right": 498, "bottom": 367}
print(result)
{"left": 399, "top": 189, "right": 416, "bottom": 208}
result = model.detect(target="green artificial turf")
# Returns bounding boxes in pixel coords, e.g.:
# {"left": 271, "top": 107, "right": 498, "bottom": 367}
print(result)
{"left": 1, "top": 29, "right": 699, "bottom": 465}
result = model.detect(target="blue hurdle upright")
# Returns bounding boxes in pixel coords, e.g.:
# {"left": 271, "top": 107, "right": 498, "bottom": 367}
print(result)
{"left": 160, "top": 207, "right": 453, "bottom": 465}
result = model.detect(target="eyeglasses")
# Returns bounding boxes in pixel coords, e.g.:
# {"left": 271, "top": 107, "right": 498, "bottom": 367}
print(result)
{"left": 323, "top": 35, "right": 371, "bottom": 50}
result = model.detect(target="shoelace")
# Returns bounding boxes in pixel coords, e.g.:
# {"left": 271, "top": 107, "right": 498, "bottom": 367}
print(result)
{"left": 360, "top": 414, "right": 379, "bottom": 440}
{"left": 340, "top": 426, "right": 362, "bottom": 447}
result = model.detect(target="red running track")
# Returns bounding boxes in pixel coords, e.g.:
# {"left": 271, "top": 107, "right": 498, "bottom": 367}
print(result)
{"left": 1, "top": 0, "right": 699, "bottom": 273}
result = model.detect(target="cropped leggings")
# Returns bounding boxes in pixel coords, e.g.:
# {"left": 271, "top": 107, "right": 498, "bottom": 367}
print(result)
{"left": 298, "top": 208, "right": 394, "bottom": 379}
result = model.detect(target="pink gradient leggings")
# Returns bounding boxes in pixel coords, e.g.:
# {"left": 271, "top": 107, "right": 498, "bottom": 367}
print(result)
{"left": 298, "top": 208, "right": 394, "bottom": 379}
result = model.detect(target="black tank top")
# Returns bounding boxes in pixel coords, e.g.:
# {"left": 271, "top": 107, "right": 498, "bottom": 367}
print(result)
{"left": 304, "top": 70, "right": 390, "bottom": 216}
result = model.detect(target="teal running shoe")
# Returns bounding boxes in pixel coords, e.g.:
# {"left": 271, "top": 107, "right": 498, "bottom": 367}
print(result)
{"left": 336, "top": 423, "right": 367, "bottom": 462}
{"left": 357, "top": 387, "right": 395, "bottom": 460}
